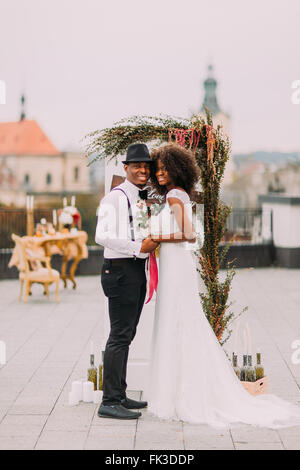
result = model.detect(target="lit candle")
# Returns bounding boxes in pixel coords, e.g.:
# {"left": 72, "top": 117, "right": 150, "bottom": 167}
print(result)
{"left": 82, "top": 381, "right": 94, "bottom": 402}
{"left": 71, "top": 195, "right": 76, "bottom": 207}
{"left": 52, "top": 209, "right": 57, "bottom": 227}
{"left": 63, "top": 197, "right": 67, "bottom": 207}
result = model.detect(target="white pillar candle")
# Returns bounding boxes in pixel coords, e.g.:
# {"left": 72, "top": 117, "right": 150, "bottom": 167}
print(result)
{"left": 26, "top": 195, "right": 29, "bottom": 210}
{"left": 68, "top": 391, "right": 79, "bottom": 406}
{"left": 82, "top": 381, "right": 94, "bottom": 402}
{"left": 71, "top": 380, "right": 83, "bottom": 402}
{"left": 30, "top": 195, "right": 34, "bottom": 209}
{"left": 52, "top": 209, "right": 57, "bottom": 227}
{"left": 63, "top": 197, "right": 67, "bottom": 207}
{"left": 71, "top": 195, "right": 76, "bottom": 207}
{"left": 90, "top": 341, "right": 94, "bottom": 355}
{"left": 93, "top": 390, "right": 103, "bottom": 404}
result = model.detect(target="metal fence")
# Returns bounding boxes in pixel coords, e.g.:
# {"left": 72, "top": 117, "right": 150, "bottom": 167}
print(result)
{"left": 0, "top": 208, "right": 53, "bottom": 248}
{"left": 0, "top": 206, "right": 99, "bottom": 249}
{"left": 223, "top": 208, "right": 265, "bottom": 243}
{"left": 0, "top": 207, "right": 269, "bottom": 249}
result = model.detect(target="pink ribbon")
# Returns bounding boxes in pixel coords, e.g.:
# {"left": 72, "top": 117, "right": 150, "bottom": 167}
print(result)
{"left": 145, "top": 251, "right": 158, "bottom": 304}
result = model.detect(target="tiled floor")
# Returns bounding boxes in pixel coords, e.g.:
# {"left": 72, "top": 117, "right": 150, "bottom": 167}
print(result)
{"left": 0, "top": 268, "right": 300, "bottom": 450}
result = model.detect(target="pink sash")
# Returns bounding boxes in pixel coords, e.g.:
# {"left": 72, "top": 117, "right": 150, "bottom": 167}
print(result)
{"left": 145, "top": 251, "right": 158, "bottom": 304}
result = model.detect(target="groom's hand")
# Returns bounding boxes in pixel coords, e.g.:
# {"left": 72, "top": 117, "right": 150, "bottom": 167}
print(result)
{"left": 140, "top": 237, "right": 159, "bottom": 253}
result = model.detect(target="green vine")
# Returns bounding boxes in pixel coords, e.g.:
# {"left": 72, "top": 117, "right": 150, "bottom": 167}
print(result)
{"left": 84, "top": 111, "right": 247, "bottom": 343}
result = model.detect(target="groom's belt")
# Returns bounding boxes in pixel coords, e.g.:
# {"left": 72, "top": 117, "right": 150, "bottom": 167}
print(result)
{"left": 104, "top": 257, "right": 147, "bottom": 266}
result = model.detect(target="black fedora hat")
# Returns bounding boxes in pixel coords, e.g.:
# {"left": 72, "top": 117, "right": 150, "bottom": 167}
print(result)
{"left": 122, "top": 143, "right": 152, "bottom": 164}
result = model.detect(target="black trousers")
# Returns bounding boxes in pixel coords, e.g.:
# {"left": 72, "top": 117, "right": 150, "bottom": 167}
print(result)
{"left": 101, "top": 257, "right": 147, "bottom": 405}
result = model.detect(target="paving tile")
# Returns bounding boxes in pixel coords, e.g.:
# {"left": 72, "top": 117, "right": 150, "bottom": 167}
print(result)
{"left": 135, "top": 420, "right": 184, "bottom": 449}
{"left": 35, "top": 430, "right": 88, "bottom": 450}
{"left": 183, "top": 424, "right": 234, "bottom": 450}
{"left": 231, "top": 426, "right": 281, "bottom": 444}
{"left": 0, "top": 414, "right": 47, "bottom": 438}
{"left": 234, "top": 441, "right": 284, "bottom": 450}
{"left": 280, "top": 436, "right": 300, "bottom": 450}
{"left": 0, "top": 436, "right": 37, "bottom": 450}
{"left": 2, "top": 272, "right": 300, "bottom": 450}
{"left": 44, "top": 404, "right": 95, "bottom": 432}
{"left": 85, "top": 425, "right": 135, "bottom": 450}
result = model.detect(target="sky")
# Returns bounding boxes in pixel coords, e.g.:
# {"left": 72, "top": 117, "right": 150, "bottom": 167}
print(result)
{"left": 0, "top": 0, "right": 300, "bottom": 154}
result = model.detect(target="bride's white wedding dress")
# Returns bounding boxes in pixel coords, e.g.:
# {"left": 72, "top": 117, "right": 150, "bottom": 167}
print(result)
{"left": 147, "top": 188, "right": 300, "bottom": 429}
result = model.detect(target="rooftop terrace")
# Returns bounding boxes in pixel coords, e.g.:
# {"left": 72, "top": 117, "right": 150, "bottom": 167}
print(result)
{"left": 0, "top": 269, "right": 300, "bottom": 450}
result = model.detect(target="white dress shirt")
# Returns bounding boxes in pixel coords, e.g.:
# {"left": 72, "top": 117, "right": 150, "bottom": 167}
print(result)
{"left": 95, "top": 179, "right": 149, "bottom": 259}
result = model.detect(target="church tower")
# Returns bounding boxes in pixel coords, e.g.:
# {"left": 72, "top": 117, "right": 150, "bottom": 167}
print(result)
{"left": 198, "top": 65, "right": 234, "bottom": 185}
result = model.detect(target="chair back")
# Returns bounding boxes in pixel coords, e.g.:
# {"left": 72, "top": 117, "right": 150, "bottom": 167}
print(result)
{"left": 11, "top": 234, "right": 27, "bottom": 272}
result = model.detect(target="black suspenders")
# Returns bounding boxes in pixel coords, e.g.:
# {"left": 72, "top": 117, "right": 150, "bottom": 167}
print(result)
{"left": 112, "top": 188, "right": 135, "bottom": 242}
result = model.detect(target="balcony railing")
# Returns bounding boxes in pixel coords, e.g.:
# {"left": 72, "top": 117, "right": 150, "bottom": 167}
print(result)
{"left": 0, "top": 207, "right": 272, "bottom": 249}
{"left": 222, "top": 208, "right": 272, "bottom": 244}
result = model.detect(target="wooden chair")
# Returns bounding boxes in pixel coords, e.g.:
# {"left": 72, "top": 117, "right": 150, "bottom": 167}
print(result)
{"left": 11, "top": 234, "right": 60, "bottom": 302}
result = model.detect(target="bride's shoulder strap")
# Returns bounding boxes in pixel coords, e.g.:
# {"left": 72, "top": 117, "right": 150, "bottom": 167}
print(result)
{"left": 166, "top": 189, "right": 189, "bottom": 203}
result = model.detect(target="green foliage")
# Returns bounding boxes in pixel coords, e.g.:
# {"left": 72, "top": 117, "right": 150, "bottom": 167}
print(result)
{"left": 84, "top": 110, "right": 246, "bottom": 343}
{"left": 84, "top": 114, "right": 189, "bottom": 165}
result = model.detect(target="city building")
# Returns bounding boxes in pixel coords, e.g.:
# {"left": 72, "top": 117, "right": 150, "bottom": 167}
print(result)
{"left": 0, "top": 96, "right": 90, "bottom": 207}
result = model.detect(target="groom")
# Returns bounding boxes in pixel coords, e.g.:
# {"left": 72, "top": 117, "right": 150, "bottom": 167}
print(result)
{"left": 95, "top": 143, "right": 159, "bottom": 420}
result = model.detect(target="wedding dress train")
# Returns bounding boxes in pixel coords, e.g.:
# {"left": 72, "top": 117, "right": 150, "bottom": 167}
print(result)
{"left": 147, "top": 189, "right": 300, "bottom": 429}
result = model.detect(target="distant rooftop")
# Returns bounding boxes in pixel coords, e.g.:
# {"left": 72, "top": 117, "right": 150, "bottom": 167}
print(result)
{"left": 0, "top": 119, "right": 60, "bottom": 156}
{"left": 234, "top": 151, "right": 300, "bottom": 168}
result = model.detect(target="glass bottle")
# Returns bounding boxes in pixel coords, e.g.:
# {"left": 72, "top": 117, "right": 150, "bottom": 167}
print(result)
{"left": 255, "top": 352, "right": 264, "bottom": 380}
{"left": 240, "top": 355, "right": 248, "bottom": 381}
{"left": 232, "top": 352, "right": 241, "bottom": 380}
{"left": 87, "top": 354, "right": 97, "bottom": 391}
{"left": 98, "top": 351, "right": 104, "bottom": 391}
{"left": 245, "top": 355, "right": 256, "bottom": 382}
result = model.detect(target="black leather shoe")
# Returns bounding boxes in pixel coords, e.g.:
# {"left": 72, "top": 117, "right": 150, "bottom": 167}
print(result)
{"left": 121, "top": 397, "right": 148, "bottom": 409}
{"left": 97, "top": 403, "right": 141, "bottom": 420}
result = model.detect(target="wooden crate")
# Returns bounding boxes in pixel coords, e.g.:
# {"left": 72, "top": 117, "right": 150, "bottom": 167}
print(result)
{"left": 241, "top": 376, "right": 268, "bottom": 396}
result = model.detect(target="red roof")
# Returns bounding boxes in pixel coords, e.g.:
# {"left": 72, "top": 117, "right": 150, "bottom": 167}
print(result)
{"left": 0, "top": 119, "right": 60, "bottom": 155}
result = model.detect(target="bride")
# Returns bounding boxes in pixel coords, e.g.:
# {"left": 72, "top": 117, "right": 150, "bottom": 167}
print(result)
{"left": 146, "top": 143, "right": 300, "bottom": 429}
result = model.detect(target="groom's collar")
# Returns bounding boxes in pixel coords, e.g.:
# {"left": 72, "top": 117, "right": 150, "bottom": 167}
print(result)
{"left": 123, "top": 178, "right": 146, "bottom": 197}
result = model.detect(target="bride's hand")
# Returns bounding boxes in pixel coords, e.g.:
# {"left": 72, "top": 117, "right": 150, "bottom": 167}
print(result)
{"left": 150, "top": 234, "right": 160, "bottom": 243}
{"left": 187, "top": 231, "right": 197, "bottom": 243}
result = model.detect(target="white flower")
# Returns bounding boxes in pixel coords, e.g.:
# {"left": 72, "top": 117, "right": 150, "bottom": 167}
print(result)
{"left": 134, "top": 199, "right": 150, "bottom": 239}
{"left": 59, "top": 211, "right": 73, "bottom": 225}
{"left": 63, "top": 205, "right": 78, "bottom": 215}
